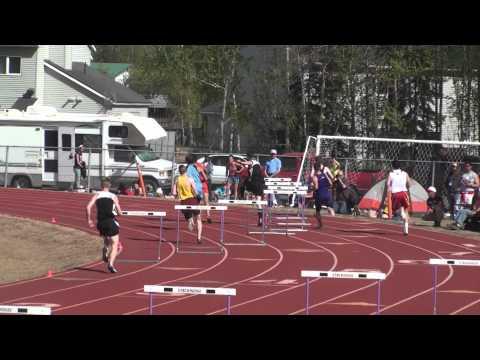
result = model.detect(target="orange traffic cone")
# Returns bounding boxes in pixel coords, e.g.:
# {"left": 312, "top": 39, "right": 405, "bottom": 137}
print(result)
{"left": 51, "top": 217, "right": 57, "bottom": 224}
{"left": 47, "top": 270, "right": 53, "bottom": 278}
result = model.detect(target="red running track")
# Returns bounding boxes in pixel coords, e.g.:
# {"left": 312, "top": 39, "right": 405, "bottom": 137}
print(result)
{"left": 0, "top": 188, "right": 480, "bottom": 315}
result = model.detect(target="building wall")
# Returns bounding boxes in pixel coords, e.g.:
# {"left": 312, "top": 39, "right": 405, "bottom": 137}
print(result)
{"left": 108, "top": 106, "right": 149, "bottom": 117}
{"left": 441, "top": 78, "right": 463, "bottom": 142}
{"left": 44, "top": 66, "right": 107, "bottom": 114}
{"left": 48, "top": 45, "right": 65, "bottom": 67}
{"left": 71, "top": 45, "right": 93, "bottom": 65}
{"left": 0, "top": 47, "right": 37, "bottom": 109}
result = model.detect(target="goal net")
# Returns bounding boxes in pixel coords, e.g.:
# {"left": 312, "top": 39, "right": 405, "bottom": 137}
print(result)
{"left": 297, "top": 135, "right": 480, "bottom": 200}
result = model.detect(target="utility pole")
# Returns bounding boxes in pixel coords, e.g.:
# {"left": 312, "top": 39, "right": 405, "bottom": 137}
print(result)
{"left": 285, "top": 45, "right": 291, "bottom": 151}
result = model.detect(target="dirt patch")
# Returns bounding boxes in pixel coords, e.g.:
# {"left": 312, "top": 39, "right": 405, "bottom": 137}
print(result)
{"left": 0, "top": 214, "right": 102, "bottom": 284}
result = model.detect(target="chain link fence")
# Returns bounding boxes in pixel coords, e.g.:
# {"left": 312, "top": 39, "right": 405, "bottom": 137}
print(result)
{"left": 0, "top": 145, "right": 177, "bottom": 195}
{"left": 307, "top": 136, "right": 480, "bottom": 204}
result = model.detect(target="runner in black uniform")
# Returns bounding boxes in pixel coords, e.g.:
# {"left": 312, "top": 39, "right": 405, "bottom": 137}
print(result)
{"left": 86, "top": 178, "right": 123, "bottom": 273}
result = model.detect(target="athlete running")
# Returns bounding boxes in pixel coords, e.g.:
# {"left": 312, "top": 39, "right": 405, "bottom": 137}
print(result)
{"left": 312, "top": 161, "right": 335, "bottom": 229}
{"left": 86, "top": 177, "right": 123, "bottom": 273}
{"left": 387, "top": 160, "right": 412, "bottom": 236}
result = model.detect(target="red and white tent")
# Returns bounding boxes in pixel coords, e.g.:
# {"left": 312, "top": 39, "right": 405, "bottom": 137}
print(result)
{"left": 359, "top": 178, "right": 428, "bottom": 214}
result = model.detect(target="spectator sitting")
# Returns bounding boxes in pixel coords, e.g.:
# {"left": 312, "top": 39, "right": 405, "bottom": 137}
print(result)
{"left": 422, "top": 186, "right": 444, "bottom": 227}
{"left": 118, "top": 183, "right": 133, "bottom": 196}
{"left": 450, "top": 192, "right": 480, "bottom": 230}
{"left": 343, "top": 184, "right": 361, "bottom": 216}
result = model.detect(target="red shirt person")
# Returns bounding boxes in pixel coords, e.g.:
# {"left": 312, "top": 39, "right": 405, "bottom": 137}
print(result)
{"left": 387, "top": 160, "right": 412, "bottom": 236}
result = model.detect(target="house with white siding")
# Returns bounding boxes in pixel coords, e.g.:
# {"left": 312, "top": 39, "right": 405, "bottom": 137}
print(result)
{"left": 0, "top": 45, "right": 151, "bottom": 116}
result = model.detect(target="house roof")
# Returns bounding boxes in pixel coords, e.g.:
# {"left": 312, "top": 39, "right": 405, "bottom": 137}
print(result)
{"left": 200, "top": 101, "right": 223, "bottom": 115}
{"left": 44, "top": 60, "right": 150, "bottom": 106}
{"left": 149, "top": 95, "right": 170, "bottom": 109}
{"left": 90, "top": 63, "right": 130, "bottom": 78}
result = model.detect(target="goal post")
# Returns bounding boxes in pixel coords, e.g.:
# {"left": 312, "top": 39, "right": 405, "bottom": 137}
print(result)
{"left": 297, "top": 135, "right": 480, "bottom": 213}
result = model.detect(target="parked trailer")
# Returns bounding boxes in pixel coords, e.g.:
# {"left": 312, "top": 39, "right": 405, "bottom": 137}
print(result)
{"left": 0, "top": 106, "right": 174, "bottom": 191}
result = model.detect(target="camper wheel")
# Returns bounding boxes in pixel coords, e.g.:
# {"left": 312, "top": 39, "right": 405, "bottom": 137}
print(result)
{"left": 11, "top": 176, "right": 32, "bottom": 189}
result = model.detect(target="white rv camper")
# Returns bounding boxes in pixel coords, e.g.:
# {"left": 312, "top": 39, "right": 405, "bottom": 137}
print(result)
{"left": 0, "top": 106, "right": 174, "bottom": 192}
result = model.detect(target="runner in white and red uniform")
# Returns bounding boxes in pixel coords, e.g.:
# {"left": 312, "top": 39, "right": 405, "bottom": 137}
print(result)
{"left": 387, "top": 160, "right": 412, "bottom": 236}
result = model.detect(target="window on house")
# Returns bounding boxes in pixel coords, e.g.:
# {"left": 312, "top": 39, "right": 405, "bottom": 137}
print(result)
{"left": 0, "top": 56, "right": 21, "bottom": 75}
{"left": 62, "top": 134, "right": 72, "bottom": 151}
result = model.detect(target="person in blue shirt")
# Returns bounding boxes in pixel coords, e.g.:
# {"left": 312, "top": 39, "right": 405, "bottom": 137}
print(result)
{"left": 265, "top": 149, "right": 282, "bottom": 206}
{"left": 185, "top": 154, "right": 203, "bottom": 201}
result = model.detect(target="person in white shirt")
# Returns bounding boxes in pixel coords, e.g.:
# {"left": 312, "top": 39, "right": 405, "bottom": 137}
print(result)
{"left": 387, "top": 160, "right": 412, "bottom": 236}
{"left": 460, "top": 161, "right": 479, "bottom": 210}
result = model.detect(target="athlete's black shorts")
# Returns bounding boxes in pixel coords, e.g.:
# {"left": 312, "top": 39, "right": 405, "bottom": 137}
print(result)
{"left": 315, "top": 191, "right": 333, "bottom": 210}
{"left": 97, "top": 218, "right": 120, "bottom": 237}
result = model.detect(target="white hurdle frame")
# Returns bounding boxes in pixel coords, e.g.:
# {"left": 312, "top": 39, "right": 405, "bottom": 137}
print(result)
{"left": 218, "top": 199, "right": 267, "bottom": 245}
{"left": 0, "top": 305, "right": 52, "bottom": 315}
{"left": 265, "top": 178, "right": 292, "bottom": 182}
{"left": 301, "top": 270, "right": 386, "bottom": 315}
{"left": 264, "top": 189, "right": 308, "bottom": 236}
{"left": 174, "top": 205, "right": 227, "bottom": 254}
{"left": 144, "top": 285, "right": 236, "bottom": 315}
{"left": 429, "top": 258, "right": 480, "bottom": 315}
{"left": 118, "top": 211, "right": 166, "bottom": 263}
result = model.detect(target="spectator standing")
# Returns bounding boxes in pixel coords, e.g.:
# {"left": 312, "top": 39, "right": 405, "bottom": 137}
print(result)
{"left": 460, "top": 161, "right": 480, "bottom": 211}
{"left": 226, "top": 155, "right": 242, "bottom": 200}
{"left": 196, "top": 158, "right": 212, "bottom": 223}
{"left": 204, "top": 156, "right": 214, "bottom": 199}
{"left": 445, "top": 162, "right": 462, "bottom": 219}
{"left": 329, "top": 150, "right": 341, "bottom": 178}
{"left": 72, "top": 144, "right": 86, "bottom": 190}
{"left": 186, "top": 154, "right": 203, "bottom": 200}
{"left": 333, "top": 170, "right": 348, "bottom": 214}
{"left": 265, "top": 149, "right": 282, "bottom": 207}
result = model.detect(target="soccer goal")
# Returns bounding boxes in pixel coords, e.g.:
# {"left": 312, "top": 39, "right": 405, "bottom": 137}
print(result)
{"left": 297, "top": 135, "right": 480, "bottom": 207}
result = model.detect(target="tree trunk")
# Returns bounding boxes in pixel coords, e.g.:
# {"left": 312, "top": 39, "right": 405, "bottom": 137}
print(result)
{"left": 439, "top": 46, "right": 444, "bottom": 135}
{"left": 298, "top": 51, "right": 308, "bottom": 141}
{"left": 229, "top": 126, "right": 234, "bottom": 153}
{"left": 466, "top": 46, "right": 472, "bottom": 139}
{"left": 319, "top": 64, "right": 327, "bottom": 134}
{"left": 285, "top": 45, "right": 291, "bottom": 151}
{"left": 349, "top": 50, "right": 356, "bottom": 144}
{"left": 477, "top": 64, "right": 480, "bottom": 141}
{"left": 220, "top": 79, "right": 229, "bottom": 152}
{"left": 237, "top": 131, "right": 241, "bottom": 152}
{"left": 189, "top": 121, "right": 194, "bottom": 147}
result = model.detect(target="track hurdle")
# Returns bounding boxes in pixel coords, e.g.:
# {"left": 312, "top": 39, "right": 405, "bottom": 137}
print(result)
{"left": 117, "top": 211, "right": 166, "bottom": 263}
{"left": 174, "top": 205, "right": 227, "bottom": 254}
{"left": 218, "top": 199, "right": 267, "bottom": 245}
{"left": 301, "top": 270, "right": 386, "bottom": 315}
{"left": 265, "top": 178, "right": 291, "bottom": 182}
{"left": 0, "top": 305, "right": 51, "bottom": 315}
{"left": 144, "top": 285, "right": 236, "bottom": 315}
{"left": 429, "top": 258, "right": 480, "bottom": 315}
{"left": 264, "top": 189, "right": 308, "bottom": 235}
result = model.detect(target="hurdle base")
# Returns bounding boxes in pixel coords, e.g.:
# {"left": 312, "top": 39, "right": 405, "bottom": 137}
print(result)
{"left": 251, "top": 231, "right": 297, "bottom": 235}
{"left": 222, "top": 241, "right": 266, "bottom": 246}
{"left": 116, "top": 259, "right": 161, "bottom": 263}
{"left": 176, "top": 245, "right": 224, "bottom": 255}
